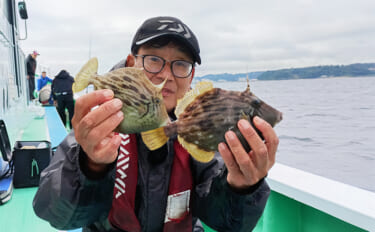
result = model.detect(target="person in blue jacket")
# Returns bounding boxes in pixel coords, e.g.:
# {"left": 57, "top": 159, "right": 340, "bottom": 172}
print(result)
{"left": 33, "top": 16, "right": 279, "bottom": 232}
{"left": 37, "top": 71, "right": 53, "bottom": 91}
{"left": 37, "top": 71, "right": 54, "bottom": 105}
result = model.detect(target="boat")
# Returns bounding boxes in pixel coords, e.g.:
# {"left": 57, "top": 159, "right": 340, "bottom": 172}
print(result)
{"left": 0, "top": 1, "right": 72, "bottom": 231}
{"left": 0, "top": 1, "right": 374, "bottom": 231}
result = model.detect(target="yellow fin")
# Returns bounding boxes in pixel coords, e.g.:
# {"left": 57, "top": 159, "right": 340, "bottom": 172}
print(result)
{"left": 178, "top": 136, "right": 215, "bottom": 163}
{"left": 141, "top": 127, "right": 169, "bottom": 150}
{"left": 175, "top": 81, "right": 213, "bottom": 118}
{"left": 72, "top": 57, "right": 98, "bottom": 93}
{"left": 240, "top": 110, "right": 251, "bottom": 121}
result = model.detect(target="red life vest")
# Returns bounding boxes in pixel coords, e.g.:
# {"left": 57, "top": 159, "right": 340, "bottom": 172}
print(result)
{"left": 108, "top": 133, "right": 193, "bottom": 232}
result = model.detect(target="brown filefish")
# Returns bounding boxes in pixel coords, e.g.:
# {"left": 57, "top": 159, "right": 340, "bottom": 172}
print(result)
{"left": 141, "top": 81, "right": 283, "bottom": 163}
{"left": 72, "top": 57, "right": 169, "bottom": 134}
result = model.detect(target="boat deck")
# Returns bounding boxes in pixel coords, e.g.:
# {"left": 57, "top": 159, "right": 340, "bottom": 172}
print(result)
{"left": 0, "top": 106, "right": 80, "bottom": 232}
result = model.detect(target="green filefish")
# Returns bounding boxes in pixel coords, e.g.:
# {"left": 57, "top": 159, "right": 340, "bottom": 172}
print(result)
{"left": 73, "top": 57, "right": 169, "bottom": 134}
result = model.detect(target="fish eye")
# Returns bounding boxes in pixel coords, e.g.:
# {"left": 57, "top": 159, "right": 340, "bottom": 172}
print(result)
{"left": 155, "top": 98, "right": 160, "bottom": 104}
{"left": 251, "top": 99, "right": 261, "bottom": 108}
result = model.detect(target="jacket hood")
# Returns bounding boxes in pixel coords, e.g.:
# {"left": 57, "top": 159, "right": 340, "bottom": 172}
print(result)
{"left": 55, "top": 70, "right": 70, "bottom": 79}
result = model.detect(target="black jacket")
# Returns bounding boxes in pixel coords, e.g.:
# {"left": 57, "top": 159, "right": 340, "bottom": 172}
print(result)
{"left": 26, "top": 54, "right": 37, "bottom": 77}
{"left": 51, "top": 70, "right": 74, "bottom": 98}
{"left": 33, "top": 132, "right": 270, "bottom": 232}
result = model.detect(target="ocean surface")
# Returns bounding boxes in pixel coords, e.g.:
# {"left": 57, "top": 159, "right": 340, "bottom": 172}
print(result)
{"left": 209, "top": 76, "right": 375, "bottom": 192}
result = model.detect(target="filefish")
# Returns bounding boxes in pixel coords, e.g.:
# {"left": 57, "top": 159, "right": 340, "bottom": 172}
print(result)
{"left": 141, "top": 81, "right": 283, "bottom": 163}
{"left": 73, "top": 57, "right": 169, "bottom": 134}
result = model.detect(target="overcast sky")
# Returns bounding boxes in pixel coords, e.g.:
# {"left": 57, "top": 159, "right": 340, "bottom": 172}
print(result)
{"left": 19, "top": 0, "right": 375, "bottom": 77}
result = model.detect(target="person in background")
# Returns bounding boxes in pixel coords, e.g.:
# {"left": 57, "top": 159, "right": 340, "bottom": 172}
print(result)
{"left": 51, "top": 70, "right": 75, "bottom": 129}
{"left": 26, "top": 50, "right": 39, "bottom": 100}
{"left": 37, "top": 71, "right": 53, "bottom": 91}
{"left": 33, "top": 16, "right": 279, "bottom": 232}
{"left": 37, "top": 71, "right": 53, "bottom": 105}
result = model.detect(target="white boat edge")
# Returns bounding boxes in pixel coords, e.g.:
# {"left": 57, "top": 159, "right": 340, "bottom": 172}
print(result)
{"left": 267, "top": 163, "right": 375, "bottom": 231}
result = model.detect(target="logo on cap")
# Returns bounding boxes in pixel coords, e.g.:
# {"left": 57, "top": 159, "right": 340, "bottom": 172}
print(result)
{"left": 156, "top": 20, "right": 191, "bottom": 38}
{"left": 136, "top": 19, "right": 191, "bottom": 45}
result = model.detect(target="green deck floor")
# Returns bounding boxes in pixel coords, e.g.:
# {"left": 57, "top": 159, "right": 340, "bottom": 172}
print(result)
{"left": 0, "top": 107, "right": 67, "bottom": 232}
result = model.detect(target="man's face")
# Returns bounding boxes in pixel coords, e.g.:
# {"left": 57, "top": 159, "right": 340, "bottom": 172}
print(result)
{"left": 42, "top": 72, "right": 46, "bottom": 78}
{"left": 133, "top": 43, "right": 193, "bottom": 112}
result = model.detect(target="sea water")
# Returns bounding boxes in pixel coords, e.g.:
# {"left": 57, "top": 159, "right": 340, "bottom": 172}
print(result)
{"left": 210, "top": 76, "right": 375, "bottom": 192}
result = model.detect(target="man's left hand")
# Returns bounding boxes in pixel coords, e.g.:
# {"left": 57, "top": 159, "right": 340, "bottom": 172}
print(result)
{"left": 218, "top": 117, "right": 279, "bottom": 191}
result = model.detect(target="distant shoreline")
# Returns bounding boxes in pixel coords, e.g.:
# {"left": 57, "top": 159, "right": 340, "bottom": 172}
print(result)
{"left": 194, "top": 75, "right": 375, "bottom": 84}
{"left": 196, "top": 63, "right": 375, "bottom": 82}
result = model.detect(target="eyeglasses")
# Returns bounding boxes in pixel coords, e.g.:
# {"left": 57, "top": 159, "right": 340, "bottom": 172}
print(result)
{"left": 135, "top": 55, "right": 194, "bottom": 78}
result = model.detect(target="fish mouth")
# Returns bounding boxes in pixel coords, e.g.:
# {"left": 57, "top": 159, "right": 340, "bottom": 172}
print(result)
{"left": 256, "top": 110, "right": 283, "bottom": 127}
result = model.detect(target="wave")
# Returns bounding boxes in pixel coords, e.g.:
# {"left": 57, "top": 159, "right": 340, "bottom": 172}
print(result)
{"left": 279, "top": 135, "right": 314, "bottom": 142}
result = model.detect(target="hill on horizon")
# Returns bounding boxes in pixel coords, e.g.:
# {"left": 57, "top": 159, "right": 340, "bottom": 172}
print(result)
{"left": 195, "top": 63, "right": 375, "bottom": 81}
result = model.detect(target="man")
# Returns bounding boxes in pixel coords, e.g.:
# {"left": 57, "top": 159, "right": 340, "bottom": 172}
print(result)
{"left": 33, "top": 16, "right": 279, "bottom": 232}
{"left": 37, "top": 71, "right": 53, "bottom": 105}
{"left": 37, "top": 71, "right": 53, "bottom": 91}
{"left": 26, "top": 50, "right": 39, "bottom": 100}
{"left": 51, "top": 70, "right": 75, "bottom": 129}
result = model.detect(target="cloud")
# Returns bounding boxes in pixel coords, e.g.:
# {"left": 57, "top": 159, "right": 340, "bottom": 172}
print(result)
{"left": 20, "top": 0, "right": 375, "bottom": 77}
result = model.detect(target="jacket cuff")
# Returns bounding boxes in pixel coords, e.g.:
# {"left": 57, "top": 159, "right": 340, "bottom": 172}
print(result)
{"left": 226, "top": 177, "right": 266, "bottom": 195}
{"left": 78, "top": 146, "right": 116, "bottom": 181}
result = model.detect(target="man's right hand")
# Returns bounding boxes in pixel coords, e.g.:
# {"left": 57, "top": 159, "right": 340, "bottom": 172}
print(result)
{"left": 72, "top": 89, "right": 124, "bottom": 173}
{"left": 27, "top": 75, "right": 29, "bottom": 80}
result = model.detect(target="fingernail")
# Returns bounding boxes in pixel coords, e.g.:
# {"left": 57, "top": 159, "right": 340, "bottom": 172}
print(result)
{"left": 100, "top": 137, "right": 110, "bottom": 146}
{"left": 113, "top": 135, "right": 122, "bottom": 146}
{"left": 218, "top": 143, "right": 226, "bottom": 150}
{"left": 254, "top": 116, "right": 262, "bottom": 123}
{"left": 116, "top": 111, "right": 124, "bottom": 118}
{"left": 226, "top": 131, "right": 236, "bottom": 140}
{"left": 113, "top": 99, "right": 122, "bottom": 108}
{"left": 103, "top": 90, "right": 113, "bottom": 98}
{"left": 239, "top": 119, "right": 250, "bottom": 129}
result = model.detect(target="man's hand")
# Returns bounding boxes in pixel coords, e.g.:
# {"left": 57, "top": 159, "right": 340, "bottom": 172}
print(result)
{"left": 27, "top": 75, "right": 29, "bottom": 80}
{"left": 72, "top": 89, "right": 124, "bottom": 172}
{"left": 218, "top": 117, "right": 279, "bottom": 190}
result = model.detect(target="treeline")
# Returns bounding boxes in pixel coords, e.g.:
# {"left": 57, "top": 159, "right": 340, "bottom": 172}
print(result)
{"left": 257, "top": 63, "right": 375, "bottom": 80}
{"left": 195, "top": 63, "right": 375, "bottom": 81}
{"left": 196, "top": 71, "right": 263, "bottom": 82}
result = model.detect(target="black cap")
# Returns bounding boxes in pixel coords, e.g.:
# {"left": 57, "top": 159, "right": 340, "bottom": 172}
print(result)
{"left": 131, "top": 16, "right": 201, "bottom": 64}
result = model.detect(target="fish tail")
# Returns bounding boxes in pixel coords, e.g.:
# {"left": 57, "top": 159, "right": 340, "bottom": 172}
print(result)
{"left": 72, "top": 57, "right": 98, "bottom": 93}
{"left": 177, "top": 136, "right": 215, "bottom": 163}
{"left": 141, "top": 127, "right": 169, "bottom": 150}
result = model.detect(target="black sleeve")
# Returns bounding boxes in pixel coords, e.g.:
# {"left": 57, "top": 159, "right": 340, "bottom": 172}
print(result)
{"left": 51, "top": 79, "right": 56, "bottom": 99}
{"left": 109, "top": 59, "right": 127, "bottom": 71}
{"left": 191, "top": 152, "right": 270, "bottom": 232}
{"left": 32, "top": 132, "right": 116, "bottom": 230}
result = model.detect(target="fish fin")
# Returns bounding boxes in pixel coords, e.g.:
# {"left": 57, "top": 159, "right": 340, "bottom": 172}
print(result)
{"left": 175, "top": 81, "right": 214, "bottom": 118}
{"left": 245, "top": 75, "right": 250, "bottom": 92}
{"left": 141, "top": 127, "right": 169, "bottom": 150}
{"left": 240, "top": 110, "right": 251, "bottom": 121}
{"left": 72, "top": 57, "right": 98, "bottom": 93}
{"left": 178, "top": 136, "right": 215, "bottom": 163}
{"left": 154, "top": 75, "right": 168, "bottom": 90}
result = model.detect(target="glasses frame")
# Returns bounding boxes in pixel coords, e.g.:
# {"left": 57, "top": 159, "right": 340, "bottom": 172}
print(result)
{"left": 135, "top": 54, "right": 194, "bottom": 78}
